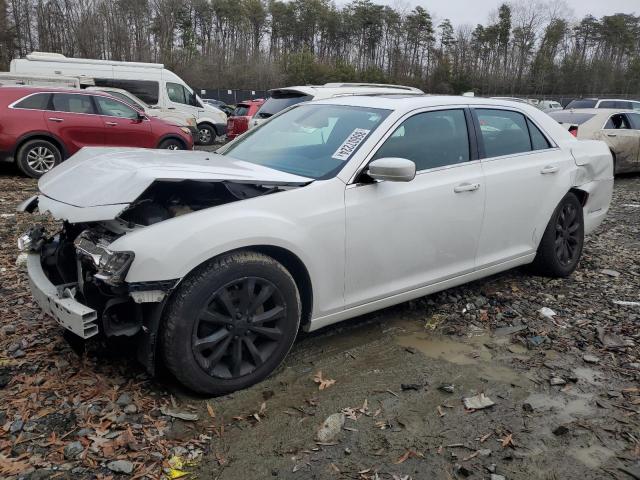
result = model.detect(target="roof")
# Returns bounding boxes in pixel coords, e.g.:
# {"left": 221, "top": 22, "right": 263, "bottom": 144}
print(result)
{"left": 310, "top": 94, "right": 545, "bottom": 111}
{"left": 269, "top": 83, "right": 424, "bottom": 96}
{"left": 0, "top": 85, "right": 113, "bottom": 97}
{"left": 553, "top": 108, "right": 636, "bottom": 115}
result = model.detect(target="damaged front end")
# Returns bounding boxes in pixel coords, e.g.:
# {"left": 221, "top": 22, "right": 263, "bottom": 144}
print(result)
{"left": 19, "top": 219, "right": 176, "bottom": 342}
{"left": 17, "top": 147, "right": 313, "bottom": 372}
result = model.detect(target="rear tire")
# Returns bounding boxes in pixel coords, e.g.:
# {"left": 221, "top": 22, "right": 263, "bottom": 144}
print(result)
{"left": 16, "top": 139, "right": 62, "bottom": 178}
{"left": 531, "top": 192, "right": 584, "bottom": 277}
{"left": 161, "top": 251, "right": 301, "bottom": 395}
{"left": 158, "top": 138, "right": 185, "bottom": 150}
{"left": 197, "top": 124, "right": 216, "bottom": 146}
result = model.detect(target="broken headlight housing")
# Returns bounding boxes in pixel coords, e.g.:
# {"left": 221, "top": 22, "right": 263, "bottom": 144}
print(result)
{"left": 74, "top": 232, "right": 134, "bottom": 286}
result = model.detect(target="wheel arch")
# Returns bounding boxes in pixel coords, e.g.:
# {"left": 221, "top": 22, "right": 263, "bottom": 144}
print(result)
{"left": 197, "top": 121, "right": 217, "bottom": 135}
{"left": 156, "top": 134, "right": 187, "bottom": 149}
{"left": 12, "top": 132, "right": 68, "bottom": 160}
{"left": 179, "top": 245, "right": 314, "bottom": 329}
{"left": 138, "top": 244, "right": 314, "bottom": 376}
{"left": 569, "top": 187, "right": 588, "bottom": 206}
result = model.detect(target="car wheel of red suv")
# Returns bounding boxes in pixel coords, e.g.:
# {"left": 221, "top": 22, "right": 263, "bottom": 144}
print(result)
{"left": 158, "top": 138, "right": 186, "bottom": 150}
{"left": 17, "top": 139, "right": 62, "bottom": 178}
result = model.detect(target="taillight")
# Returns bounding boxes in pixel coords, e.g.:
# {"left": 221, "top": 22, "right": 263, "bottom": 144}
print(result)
{"left": 569, "top": 126, "right": 578, "bottom": 137}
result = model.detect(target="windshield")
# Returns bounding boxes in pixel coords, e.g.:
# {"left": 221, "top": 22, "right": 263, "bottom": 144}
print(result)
{"left": 549, "top": 112, "right": 596, "bottom": 125}
{"left": 255, "top": 93, "right": 312, "bottom": 119}
{"left": 221, "top": 104, "right": 391, "bottom": 179}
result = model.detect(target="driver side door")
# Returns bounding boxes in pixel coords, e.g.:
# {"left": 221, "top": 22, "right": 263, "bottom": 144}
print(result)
{"left": 344, "top": 108, "right": 485, "bottom": 308}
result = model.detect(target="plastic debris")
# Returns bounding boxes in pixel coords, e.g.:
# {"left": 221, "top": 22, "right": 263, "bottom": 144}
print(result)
{"left": 538, "top": 307, "right": 556, "bottom": 319}
{"left": 463, "top": 393, "right": 495, "bottom": 410}
{"left": 316, "top": 413, "right": 345, "bottom": 442}
{"left": 160, "top": 406, "right": 199, "bottom": 421}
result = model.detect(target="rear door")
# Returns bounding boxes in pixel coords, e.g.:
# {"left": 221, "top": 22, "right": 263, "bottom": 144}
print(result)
{"left": 46, "top": 93, "right": 104, "bottom": 154}
{"left": 473, "top": 107, "right": 574, "bottom": 267}
{"left": 600, "top": 113, "right": 640, "bottom": 172}
{"left": 93, "top": 95, "right": 155, "bottom": 148}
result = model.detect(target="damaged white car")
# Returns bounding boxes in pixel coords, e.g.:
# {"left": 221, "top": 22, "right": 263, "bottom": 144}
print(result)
{"left": 18, "top": 96, "right": 614, "bottom": 394}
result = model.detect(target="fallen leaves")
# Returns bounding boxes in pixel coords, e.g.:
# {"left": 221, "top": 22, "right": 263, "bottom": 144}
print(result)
{"left": 500, "top": 433, "right": 515, "bottom": 448}
{"left": 394, "top": 449, "right": 424, "bottom": 464}
{"left": 313, "top": 371, "right": 336, "bottom": 390}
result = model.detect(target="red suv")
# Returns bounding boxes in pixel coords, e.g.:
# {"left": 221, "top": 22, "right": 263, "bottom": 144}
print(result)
{"left": 226, "top": 99, "right": 265, "bottom": 140}
{"left": 0, "top": 87, "right": 194, "bottom": 178}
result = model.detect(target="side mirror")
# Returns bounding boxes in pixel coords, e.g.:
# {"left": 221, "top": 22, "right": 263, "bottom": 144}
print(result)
{"left": 366, "top": 157, "right": 416, "bottom": 182}
{"left": 136, "top": 112, "right": 146, "bottom": 121}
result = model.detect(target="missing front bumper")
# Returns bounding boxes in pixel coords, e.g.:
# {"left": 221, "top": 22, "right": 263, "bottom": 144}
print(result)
{"left": 26, "top": 253, "right": 99, "bottom": 339}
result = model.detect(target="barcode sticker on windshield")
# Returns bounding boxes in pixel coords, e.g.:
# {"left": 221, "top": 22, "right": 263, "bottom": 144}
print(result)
{"left": 331, "top": 129, "right": 370, "bottom": 161}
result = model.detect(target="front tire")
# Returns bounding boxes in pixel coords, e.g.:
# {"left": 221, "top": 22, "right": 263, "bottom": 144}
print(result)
{"left": 531, "top": 192, "right": 584, "bottom": 277}
{"left": 197, "top": 124, "right": 216, "bottom": 146}
{"left": 161, "top": 251, "right": 301, "bottom": 395}
{"left": 158, "top": 138, "right": 185, "bottom": 150}
{"left": 16, "top": 139, "right": 62, "bottom": 178}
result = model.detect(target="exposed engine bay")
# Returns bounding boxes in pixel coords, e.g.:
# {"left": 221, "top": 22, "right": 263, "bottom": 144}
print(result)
{"left": 21, "top": 179, "right": 289, "bottom": 343}
{"left": 119, "top": 180, "right": 282, "bottom": 226}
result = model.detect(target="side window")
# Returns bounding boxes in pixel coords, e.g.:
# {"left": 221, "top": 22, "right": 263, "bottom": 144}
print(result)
{"left": 13, "top": 93, "right": 51, "bottom": 110}
{"left": 626, "top": 113, "right": 640, "bottom": 130}
{"left": 167, "top": 82, "right": 195, "bottom": 106}
{"left": 476, "top": 109, "right": 531, "bottom": 157}
{"left": 108, "top": 92, "right": 145, "bottom": 111}
{"left": 51, "top": 93, "right": 96, "bottom": 114}
{"left": 93, "top": 78, "right": 159, "bottom": 105}
{"left": 527, "top": 119, "right": 551, "bottom": 150}
{"left": 605, "top": 114, "right": 631, "bottom": 130}
{"left": 94, "top": 96, "right": 139, "bottom": 119}
{"left": 373, "top": 109, "right": 470, "bottom": 171}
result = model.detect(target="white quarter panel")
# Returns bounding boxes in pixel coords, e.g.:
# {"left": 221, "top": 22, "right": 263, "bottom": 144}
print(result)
{"left": 344, "top": 163, "right": 485, "bottom": 307}
{"left": 109, "top": 179, "right": 347, "bottom": 319}
{"left": 477, "top": 148, "right": 573, "bottom": 267}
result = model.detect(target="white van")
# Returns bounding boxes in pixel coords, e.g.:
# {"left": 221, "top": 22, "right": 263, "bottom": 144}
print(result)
{"left": 250, "top": 83, "right": 424, "bottom": 129}
{"left": 10, "top": 52, "right": 227, "bottom": 145}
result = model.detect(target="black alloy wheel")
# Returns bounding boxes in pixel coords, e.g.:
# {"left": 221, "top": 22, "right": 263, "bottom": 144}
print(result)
{"left": 161, "top": 251, "right": 301, "bottom": 395}
{"left": 192, "top": 277, "right": 287, "bottom": 379}
{"left": 531, "top": 192, "right": 584, "bottom": 278}
{"left": 554, "top": 202, "right": 581, "bottom": 266}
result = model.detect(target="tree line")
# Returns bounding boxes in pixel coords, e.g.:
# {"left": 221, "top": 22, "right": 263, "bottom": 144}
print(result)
{"left": 1, "top": 0, "right": 639, "bottom": 96}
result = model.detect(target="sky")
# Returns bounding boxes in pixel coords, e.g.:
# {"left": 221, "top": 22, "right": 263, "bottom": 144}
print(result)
{"left": 370, "top": 0, "right": 639, "bottom": 27}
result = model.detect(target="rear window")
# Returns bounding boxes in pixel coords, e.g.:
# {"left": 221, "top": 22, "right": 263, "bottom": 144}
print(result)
{"left": 598, "top": 100, "right": 630, "bottom": 109}
{"left": 565, "top": 99, "right": 597, "bottom": 109}
{"left": 549, "top": 112, "right": 596, "bottom": 125}
{"left": 233, "top": 104, "right": 250, "bottom": 117}
{"left": 255, "top": 92, "right": 312, "bottom": 119}
{"left": 13, "top": 93, "right": 51, "bottom": 110}
{"left": 51, "top": 93, "right": 96, "bottom": 114}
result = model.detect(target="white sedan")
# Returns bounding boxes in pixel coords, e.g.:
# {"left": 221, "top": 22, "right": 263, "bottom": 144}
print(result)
{"left": 18, "top": 95, "right": 614, "bottom": 394}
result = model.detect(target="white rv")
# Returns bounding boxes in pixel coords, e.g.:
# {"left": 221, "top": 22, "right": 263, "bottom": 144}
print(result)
{"left": 10, "top": 52, "right": 226, "bottom": 145}
{"left": 0, "top": 72, "right": 80, "bottom": 88}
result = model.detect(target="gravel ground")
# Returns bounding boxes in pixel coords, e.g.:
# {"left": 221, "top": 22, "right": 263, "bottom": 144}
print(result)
{"left": 0, "top": 161, "right": 638, "bottom": 480}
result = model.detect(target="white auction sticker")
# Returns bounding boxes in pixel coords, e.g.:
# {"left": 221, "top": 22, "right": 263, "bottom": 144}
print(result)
{"left": 331, "top": 128, "right": 371, "bottom": 161}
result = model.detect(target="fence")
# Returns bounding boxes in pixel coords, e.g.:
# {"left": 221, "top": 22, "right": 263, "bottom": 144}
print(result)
{"left": 195, "top": 88, "right": 268, "bottom": 104}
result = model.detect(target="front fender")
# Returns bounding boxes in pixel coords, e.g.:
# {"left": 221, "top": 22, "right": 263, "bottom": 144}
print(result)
{"left": 108, "top": 179, "right": 347, "bottom": 318}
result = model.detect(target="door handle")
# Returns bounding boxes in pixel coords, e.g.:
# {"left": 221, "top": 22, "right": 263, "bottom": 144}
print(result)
{"left": 540, "top": 165, "right": 559, "bottom": 174}
{"left": 47, "top": 117, "right": 63, "bottom": 123}
{"left": 105, "top": 121, "right": 118, "bottom": 126}
{"left": 607, "top": 133, "right": 617, "bottom": 137}
{"left": 454, "top": 182, "right": 480, "bottom": 193}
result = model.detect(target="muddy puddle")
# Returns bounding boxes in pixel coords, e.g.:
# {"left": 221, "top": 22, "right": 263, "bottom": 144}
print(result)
{"left": 182, "top": 310, "right": 636, "bottom": 480}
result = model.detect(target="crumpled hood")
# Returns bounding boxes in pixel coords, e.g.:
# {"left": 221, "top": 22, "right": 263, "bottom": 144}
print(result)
{"left": 38, "top": 147, "right": 312, "bottom": 208}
